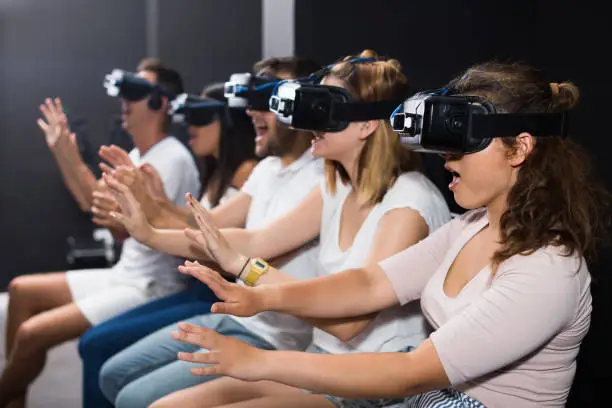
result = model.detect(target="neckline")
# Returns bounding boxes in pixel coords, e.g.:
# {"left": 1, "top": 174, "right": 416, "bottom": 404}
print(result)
{"left": 440, "top": 211, "right": 491, "bottom": 300}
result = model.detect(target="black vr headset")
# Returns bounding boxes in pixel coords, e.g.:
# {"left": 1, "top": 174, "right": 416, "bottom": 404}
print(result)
{"left": 390, "top": 89, "right": 568, "bottom": 154}
{"left": 268, "top": 58, "right": 405, "bottom": 132}
{"left": 169, "top": 93, "right": 227, "bottom": 127}
{"left": 223, "top": 72, "right": 280, "bottom": 111}
{"left": 103, "top": 69, "right": 172, "bottom": 111}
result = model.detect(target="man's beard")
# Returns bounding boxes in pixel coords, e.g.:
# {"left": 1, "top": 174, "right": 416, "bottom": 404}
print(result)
{"left": 267, "top": 123, "right": 300, "bottom": 156}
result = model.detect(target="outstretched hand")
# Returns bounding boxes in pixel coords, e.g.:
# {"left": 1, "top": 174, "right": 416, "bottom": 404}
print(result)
{"left": 178, "top": 261, "right": 267, "bottom": 317}
{"left": 37, "top": 97, "right": 76, "bottom": 151}
{"left": 184, "top": 193, "right": 247, "bottom": 276}
{"left": 172, "top": 321, "right": 268, "bottom": 381}
{"left": 99, "top": 145, "right": 135, "bottom": 175}
{"left": 104, "top": 172, "right": 154, "bottom": 243}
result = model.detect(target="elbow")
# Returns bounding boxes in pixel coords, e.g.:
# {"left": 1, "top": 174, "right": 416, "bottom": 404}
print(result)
{"left": 331, "top": 320, "right": 371, "bottom": 343}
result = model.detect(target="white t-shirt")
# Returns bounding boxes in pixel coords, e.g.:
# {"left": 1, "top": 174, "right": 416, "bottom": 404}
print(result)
{"left": 231, "top": 150, "right": 324, "bottom": 351}
{"left": 313, "top": 171, "right": 451, "bottom": 354}
{"left": 200, "top": 186, "right": 239, "bottom": 210}
{"left": 112, "top": 136, "right": 200, "bottom": 294}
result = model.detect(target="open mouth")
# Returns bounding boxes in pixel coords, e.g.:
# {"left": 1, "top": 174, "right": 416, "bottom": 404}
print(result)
{"left": 254, "top": 124, "right": 268, "bottom": 136}
{"left": 448, "top": 170, "right": 461, "bottom": 190}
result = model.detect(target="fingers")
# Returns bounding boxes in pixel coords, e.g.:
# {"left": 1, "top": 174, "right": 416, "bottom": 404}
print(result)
{"left": 99, "top": 145, "right": 133, "bottom": 168}
{"left": 36, "top": 118, "right": 49, "bottom": 132}
{"left": 92, "top": 191, "right": 117, "bottom": 212}
{"left": 55, "top": 97, "right": 64, "bottom": 114}
{"left": 190, "top": 365, "right": 221, "bottom": 376}
{"left": 178, "top": 265, "right": 229, "bottom": 300}
{"left": 177, "top": 351, "right": 218, "bottom": 365}
{"left": 99, "top": 162, "right": 114, "bottom": 175}
{"left": 100, "top": 145, "right": 134, "bottom": 167}
{"left": 184, "top": 228, "right": 206, "bottom": 245}
{"left": 140, "top": 163, "right": 159, "bottom": 178}
{"left": 39, "top": 99, "right": 54, "bottom": 124}
{"left": 171, "top": 322, "right": 218, "bottom": 348}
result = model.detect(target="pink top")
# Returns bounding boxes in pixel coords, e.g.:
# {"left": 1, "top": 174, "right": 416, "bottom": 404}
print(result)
{"left": 379, "top": 208, "right": 591, "bottom": 408}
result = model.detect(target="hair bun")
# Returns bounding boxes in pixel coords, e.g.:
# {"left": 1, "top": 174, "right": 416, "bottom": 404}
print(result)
{"left": 553, "top": 82, "right": 580, "bottom": 111}
{"left": 359, "top": 49, "right": 379, "bottom": 60}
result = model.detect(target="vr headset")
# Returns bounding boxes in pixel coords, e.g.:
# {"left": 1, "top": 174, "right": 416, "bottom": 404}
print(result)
{"left": 269, "top": 81, "right": 403, "bottom": 132}
{"left": 390, "top": 90, "right": 568, "bottom": 154}
{"left": 103, "top": 69, "right": 171, "bottom": 111}
{"left": 223, "top": 73, "right": 279, "bottom": 111}
{"left": 169, "top": 93, "right": 226, "bottom": 127}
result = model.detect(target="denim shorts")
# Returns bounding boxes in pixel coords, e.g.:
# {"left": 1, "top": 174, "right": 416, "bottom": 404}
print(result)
{"left": 306, "top": 344, "right": 414, "bottom": 408}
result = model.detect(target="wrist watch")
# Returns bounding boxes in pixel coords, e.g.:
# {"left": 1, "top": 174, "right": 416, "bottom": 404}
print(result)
{"left": 241, "top": 258, "right": 270, "bottom": 287}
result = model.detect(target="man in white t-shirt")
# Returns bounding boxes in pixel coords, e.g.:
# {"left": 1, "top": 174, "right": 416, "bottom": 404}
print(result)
{"left": 0, "top": 59, "right": 199, "bottom": 407}
{"left": 98, "top": 56, "right": 325, "bottom": 408}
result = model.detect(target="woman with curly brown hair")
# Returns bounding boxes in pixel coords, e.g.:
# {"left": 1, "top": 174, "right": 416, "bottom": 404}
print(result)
{"left": 162, "top": 62, "right": 611, "bottom": 407}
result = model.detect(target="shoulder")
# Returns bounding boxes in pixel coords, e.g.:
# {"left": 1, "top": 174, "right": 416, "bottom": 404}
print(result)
{"left": 380, "top": 172, "right": 451, "bottom": 229}
{"left": 251, "top": 156, "right": 281, "bottom": 174}
{"left": 500, "top": 246, "right": 587, "bottom": 282}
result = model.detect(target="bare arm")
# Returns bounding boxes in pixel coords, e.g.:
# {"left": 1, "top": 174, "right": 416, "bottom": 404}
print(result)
{"left": 216, "top": 186, "right": 323, "bottom": 261}
{"left": 37, "top": 98, "right": 97, "bottom": 211}
{"left": 175, "top": 324, "right": 449, "bottom": 399}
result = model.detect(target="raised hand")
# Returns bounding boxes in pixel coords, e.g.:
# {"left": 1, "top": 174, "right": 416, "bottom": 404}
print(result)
{"left": 178, "top": 261, "right": 266, "bottom": 317}
{"left": 91, "top": 179, "right": 123, "bottom": 229}
{"left": 99, "top": 145, "right": 135, "bottom": 174}
{"left": 111, "top": 165, "right": 162, "bottom": 221}
{"left": 172, "top": 322, "right": 267, "bottom": 381}
{"left": 104, "top": 172, "right": 154, "bottom": 243}
{"left": 141, "top": 163, "right": 171, "bottom": 205}
{"left": 37, "top": 97, "right": 75, "bottom": 150}
{"left": 184, "top": 193, "right": 247, "bottom": 276}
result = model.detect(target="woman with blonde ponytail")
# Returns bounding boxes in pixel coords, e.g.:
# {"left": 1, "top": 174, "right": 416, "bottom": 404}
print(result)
{"left": 144, "top": 50, "right": 451, "bottom": 407}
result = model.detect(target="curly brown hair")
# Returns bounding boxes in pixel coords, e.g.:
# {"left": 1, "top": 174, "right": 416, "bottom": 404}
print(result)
{"left": 450, "top": 62, "right": 611, "bottom": 267}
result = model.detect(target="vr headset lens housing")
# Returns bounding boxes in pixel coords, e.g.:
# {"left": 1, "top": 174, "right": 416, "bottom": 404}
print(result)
{"left": 269, "top": 80, "right": 402, "bottom": 133}
{"left": 170, "top": 93, "right": 225, "bottom": 127}
{"left": 270, "top": 81, "right": 352, "bottom": 132}
{"left": 391, "top": 92, "right": 567, "bottom": 154}
{"left": 104, "top": 69, "right": 156, "bottom": 101}
{"left": 224, "top": 73, "right": 279, "bottom": 111}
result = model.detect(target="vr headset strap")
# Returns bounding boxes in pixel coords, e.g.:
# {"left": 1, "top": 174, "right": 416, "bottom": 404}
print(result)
{"left": 471, "top": 112, "right": 568, "bottom": 139}
{"left": 333, "top": 100, "right": 405, "bottom": 121}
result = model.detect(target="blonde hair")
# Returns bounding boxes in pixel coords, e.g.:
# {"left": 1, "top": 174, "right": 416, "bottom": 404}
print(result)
{"left": 324, "top": 49, "right": 421, "bottom": 206}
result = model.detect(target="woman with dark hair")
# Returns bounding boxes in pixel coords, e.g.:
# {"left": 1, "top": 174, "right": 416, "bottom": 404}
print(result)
{"left": 75, "top": 83, "right": 257, "bottom": 408}
{"left": 160, "top": 63, "right": 610, "bottom": 408}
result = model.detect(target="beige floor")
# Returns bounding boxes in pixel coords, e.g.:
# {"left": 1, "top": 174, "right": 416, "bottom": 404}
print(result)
{"left": 0, "top": 292, "right": 82, "bottom": 407}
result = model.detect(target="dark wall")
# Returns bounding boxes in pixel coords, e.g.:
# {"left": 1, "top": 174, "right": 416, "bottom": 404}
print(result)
{"left": 158, "top": 0, "right": 262, "bottom": 93}
{"left": 295, "top": 0, "right": 611, "bottom": 405}
{"left": 0, "top": 0, "right": 261, "bottom": 289}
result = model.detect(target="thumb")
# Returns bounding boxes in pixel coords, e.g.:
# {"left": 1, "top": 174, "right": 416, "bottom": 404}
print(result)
{"left": 70, "top": 133, "right": 77, "bottom": 145}
{"left": 210, "top": 301, "right": 249, "bottom": 317}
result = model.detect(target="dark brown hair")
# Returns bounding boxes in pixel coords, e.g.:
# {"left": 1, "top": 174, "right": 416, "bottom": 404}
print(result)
{"left": 137, "top": 58, "right": 184, "bottom": 96}
{"left": 252, "top": 56, "right": 321, "bottom": 79}
{"left": 326, "top": 49, "right": 421, "bottom": 206}
{"left": 451, "top": 62, "right": 611, "bottom": 266}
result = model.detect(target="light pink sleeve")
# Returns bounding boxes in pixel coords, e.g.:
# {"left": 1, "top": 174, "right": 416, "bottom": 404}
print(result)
{"left": 429, "top": 252, "right": 585, "bottom": 386}
{"left": 378, "top": 214, "right": 465, "bottom": 305}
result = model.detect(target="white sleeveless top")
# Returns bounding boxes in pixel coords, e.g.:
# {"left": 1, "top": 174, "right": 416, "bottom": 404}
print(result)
{"left": 313, "top": 171, "right": 451, "bottom": 354}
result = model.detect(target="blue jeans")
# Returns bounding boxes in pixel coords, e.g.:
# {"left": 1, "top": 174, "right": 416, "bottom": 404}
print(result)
{"left": 99, "top": 313, "right": 276, "bottom": 408}
{"left": 78, "top": 279, "right": 217, "bottom": 408}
